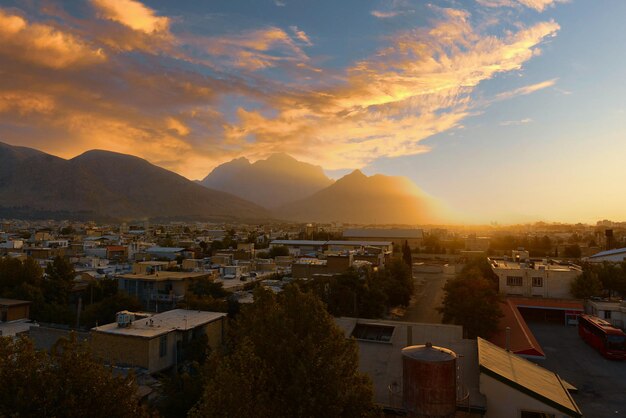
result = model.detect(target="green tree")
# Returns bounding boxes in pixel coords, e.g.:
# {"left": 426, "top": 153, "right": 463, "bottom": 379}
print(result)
{"left": 44, "top": 256, "right": 75, "bottom": 305}
{"left": 268, "top": 245, "right": 290, "bottom": 258}
{"left": 190, "top": 286, "right": 379, "bottom": 418}
{"left": 570, "top": 268, "right": 602, "bottom": 299}
{"left": 81, "top": 293, "right": 143, "bottom": 328}
{"left": 0, "top": 334, "right": 149, "bottom": 417}
{"left": 402, "top": 240, "right": 412, "bottom": 267}
{"left": 438, "top": 268, "right": 503, "bottom": 339}
{"left": 563, "top": 244, "right": 582, "bottom": 258}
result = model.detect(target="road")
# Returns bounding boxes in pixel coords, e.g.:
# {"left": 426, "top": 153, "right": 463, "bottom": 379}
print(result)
{"left": 529, "top": 322, "right": 626, "bottom": 417}
{"left": 391, "top": 269, "right": 449, "bottom": 324}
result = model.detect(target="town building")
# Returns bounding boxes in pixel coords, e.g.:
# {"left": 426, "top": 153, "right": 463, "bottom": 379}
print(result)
{"left": 342, "top": 228, "right": 423, "bottom": 250}
{"left": 335, "top": 318, "right": 582, "bottom": 417}
{"left": 117, "top": 269, "right": 214, "bottom": 311}
{"left": 585, "top": 247, "right": 626, "bottom": 263}
{"left": 489, "top": 256, "right": 582, "bottom": 299}
{"left": 91, "top": 309, "right": 226, "bottom": 374}
{"left": 586, "top": 299, "right": 626, "bottom": 329}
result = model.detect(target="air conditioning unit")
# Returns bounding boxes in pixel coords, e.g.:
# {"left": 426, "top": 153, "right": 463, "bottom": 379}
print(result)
{"left": 116, "top": 311, "right": 134, "bottom": 328}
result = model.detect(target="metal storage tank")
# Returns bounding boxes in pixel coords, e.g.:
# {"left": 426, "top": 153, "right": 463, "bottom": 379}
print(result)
{"left": 401, "top": 342, "right": 457, "bottom": 418}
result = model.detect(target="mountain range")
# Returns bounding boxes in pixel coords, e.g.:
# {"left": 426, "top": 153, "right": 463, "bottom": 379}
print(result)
{"left": 0, "top": 142, "right": 269, "bottom": 222}
{"left": 198, "top": 153, "right": 333, "bottom": 208}
{"left": 0, "top": 141, "right": 442, "bottom": 224}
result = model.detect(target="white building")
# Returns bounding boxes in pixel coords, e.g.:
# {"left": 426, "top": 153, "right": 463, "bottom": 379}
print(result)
{"left": 586, "top": 247, "right": 626, "bottom": 263}
{"left": 490, "top": 257, "right": 582, "bottom": 299}
{"left": 586, "top": 299, "right": 626, "bottom": 329}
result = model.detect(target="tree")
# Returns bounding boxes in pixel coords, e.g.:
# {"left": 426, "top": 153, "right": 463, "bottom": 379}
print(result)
{"left": 191, "top": 286, "right": 379, "bottom": 418}
{"left": 0, "top": 334, "right": 149, "bottom": 417}
{"left": 570, "top": 268, "right": 602, "bottom": 299}
{"left": 268, "top": 245, "right": 290, "bottom": 258}
{"left": 563, "top": 244, "right": 582, "bottom": 259}
{"left": 81, "top": 293, "right": 143, "bottom": 328}
{"left": 402, "top": 240, "right": 412, "bottom": 267}
{"left": 438, "top": 267, "right": 503, "bottom": 339}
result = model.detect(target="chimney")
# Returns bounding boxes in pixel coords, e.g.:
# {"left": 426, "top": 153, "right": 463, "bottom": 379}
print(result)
{"left": 505, "top": 327, "right": 511, "bottom": 352}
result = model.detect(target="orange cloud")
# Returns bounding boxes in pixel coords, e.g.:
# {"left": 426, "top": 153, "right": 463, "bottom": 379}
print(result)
{"left": 91, "top": 0, "right": 169, "bottom": 33}
{"left": 0, "top": 8, "right": 105, "bottom": 69}
{"left": 0, "top": 3, "right": 563, "bottom": 180}
{"left": 220, "top": 10, "right": 559, "bottom": 171}
{"left": 203, "top": 27, "right": 309, "bottom": 71}
{"left": 476, "top": 0, "right": 568, "bottom": 12}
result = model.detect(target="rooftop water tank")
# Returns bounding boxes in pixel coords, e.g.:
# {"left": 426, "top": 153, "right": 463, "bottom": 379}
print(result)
{"left": 402, "top": 342, "right": 457, "bottom": 418}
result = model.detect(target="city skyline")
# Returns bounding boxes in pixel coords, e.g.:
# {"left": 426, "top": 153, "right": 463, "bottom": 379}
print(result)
{"left": 1, "top": 0, "right": 625, "bottom": 224}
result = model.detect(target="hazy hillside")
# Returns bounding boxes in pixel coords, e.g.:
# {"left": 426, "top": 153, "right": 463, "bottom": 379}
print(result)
{"left": 274, "top": 169, "right": 441, "bottom": 225}
{"left": 199, "top": 153, "right": 333, "bottom": 208}
{"left": 0, "top": 142, "right": 270, "bottom": 222}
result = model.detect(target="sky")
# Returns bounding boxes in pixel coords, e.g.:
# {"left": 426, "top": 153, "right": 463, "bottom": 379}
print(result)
{"left": 0, "top": 0, "right": 625, "bottom": 224}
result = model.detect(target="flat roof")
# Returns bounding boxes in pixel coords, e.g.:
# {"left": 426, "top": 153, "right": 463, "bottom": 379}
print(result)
{"left": 491, "top": 259, "right": 581, "bottom": 272}
{"left": 477, "top": 338, "right": 582, "bottom": 418}
{"left": 0, "top": 298, "right": 31, "bottom": 307}
{"left": 326, "top": 240, "right": 392, "bottom": 247}
{"left": 92, "top": 309, "right": 226, "bottom": 338}
{"left": 270, "top": 240, "right": 326, "bottom": 246}
{"left": 146, "top": 246, "right": 185, "bottom": 253}
{"left": 118, "top": 271, "right": 209, "bottom": 281}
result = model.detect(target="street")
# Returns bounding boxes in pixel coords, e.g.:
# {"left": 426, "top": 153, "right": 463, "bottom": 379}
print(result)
{"left": 391, "top": 268, "right": 449, "bottom": 324}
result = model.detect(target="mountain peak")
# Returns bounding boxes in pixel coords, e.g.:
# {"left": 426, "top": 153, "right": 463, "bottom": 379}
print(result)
{"left": 265, "top": 152, "right": 298, "bottom": 163}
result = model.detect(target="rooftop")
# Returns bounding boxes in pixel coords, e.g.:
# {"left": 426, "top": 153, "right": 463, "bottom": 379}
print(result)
{"left": 118, "top": 271, "right": 209, "bottom": 281}
{"left": 477, "top": 337, "right": 582, "bottom": 418}
{"left": 588, "top": 247, "right": 626, "bottom": 258}
{"left": 146, "top": 246, "right": 186, "bottom": 253}
{"left": 92, "top": 309, "right": 226, "bottom": 338}
{"left": 0, "top": 298, "right": 31, "bottom": 307}
{"left": 343, "top": 228, "right": 423, "bottom": 239}
{"left": 489, "top": 299, "right": 545, "bottom": 358}
{"left": 490, "top": 259, "right": 581, "bottom": 272}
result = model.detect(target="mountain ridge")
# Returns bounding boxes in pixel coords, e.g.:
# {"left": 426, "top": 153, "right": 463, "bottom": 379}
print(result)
{"left": 0, "top": 142, "right": 271, "bottom": 222}
{"left": 199, "top": 153, "right": 334, "bottom": 208}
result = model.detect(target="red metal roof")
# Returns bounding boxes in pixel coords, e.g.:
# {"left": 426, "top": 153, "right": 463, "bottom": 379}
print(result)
{"left": 507, "top": 297, "right": 584, "bottom": 311}
{"left": 489, "top": 299, "right": 545, "bottom": 358}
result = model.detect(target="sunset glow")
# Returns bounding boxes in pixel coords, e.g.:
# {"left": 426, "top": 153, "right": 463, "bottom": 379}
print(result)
{"left": 1, "top": 0, "right": 625, "bottom": 223}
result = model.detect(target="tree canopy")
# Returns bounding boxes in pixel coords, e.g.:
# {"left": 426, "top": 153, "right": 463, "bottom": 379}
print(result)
{"left": 191, "top": 286, "right": 379, "bottom": 418}
{"left": 438, "top": 263, "right": 502, "bottom": 339}
{"left": 0, "top": 334, "right": 148, "bottom": 417}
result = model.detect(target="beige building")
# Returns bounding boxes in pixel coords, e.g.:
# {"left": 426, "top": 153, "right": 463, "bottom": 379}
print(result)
{"left": 118, "top": 269, "right": 212, "bottom": 311}
{"left": 490, "top": 257, "right": 582, "bottom": 299}
{"left": 342, "top": 229, "right": 423, "bottom": 251}
{"left": 91, "top": 309, "right": 226, "bottom": 374}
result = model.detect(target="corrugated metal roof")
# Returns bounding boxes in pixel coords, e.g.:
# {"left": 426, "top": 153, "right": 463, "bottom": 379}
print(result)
{"left": 146, "top": 246, "right": 185, "bottom": 253}
{"left": 343, "top": 228, "right": 423, "bottom": 239}
{"left": 589, "top": 247, "right": 626, "bottom": 258}
{"left": 477, "top": 338, "right": 582, "bottom": 417}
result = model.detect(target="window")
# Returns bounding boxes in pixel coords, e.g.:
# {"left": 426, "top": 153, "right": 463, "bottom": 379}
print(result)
{"left": 351, "top": 324, "right": 394, "bottom": 342}
{"left": 520, "top": 412, "right": 555, "bottom": 418}
{"left": 507, "top": 276, "right": 523, "bottom": 286}
{"left": 159, "top": 335, "right": 168, "bottom": 357}
{"left": 605, "top": 310, "right": 612, "bottom": 319}
{"left": 532, "top": 277, "right": 543, "bottom": 287}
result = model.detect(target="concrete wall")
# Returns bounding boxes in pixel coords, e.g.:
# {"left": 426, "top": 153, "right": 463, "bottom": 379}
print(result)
{"left": 91, "top": 332, "right": 151, "bottom": 370}
{"left": 480, "top": 373, "right": 574, "bottom": 418}
{"left": 495, "top": 268, "right": 579, "bottom": 299}
{"left": 30, "top": 326, "right": 90, "bottom": 351}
